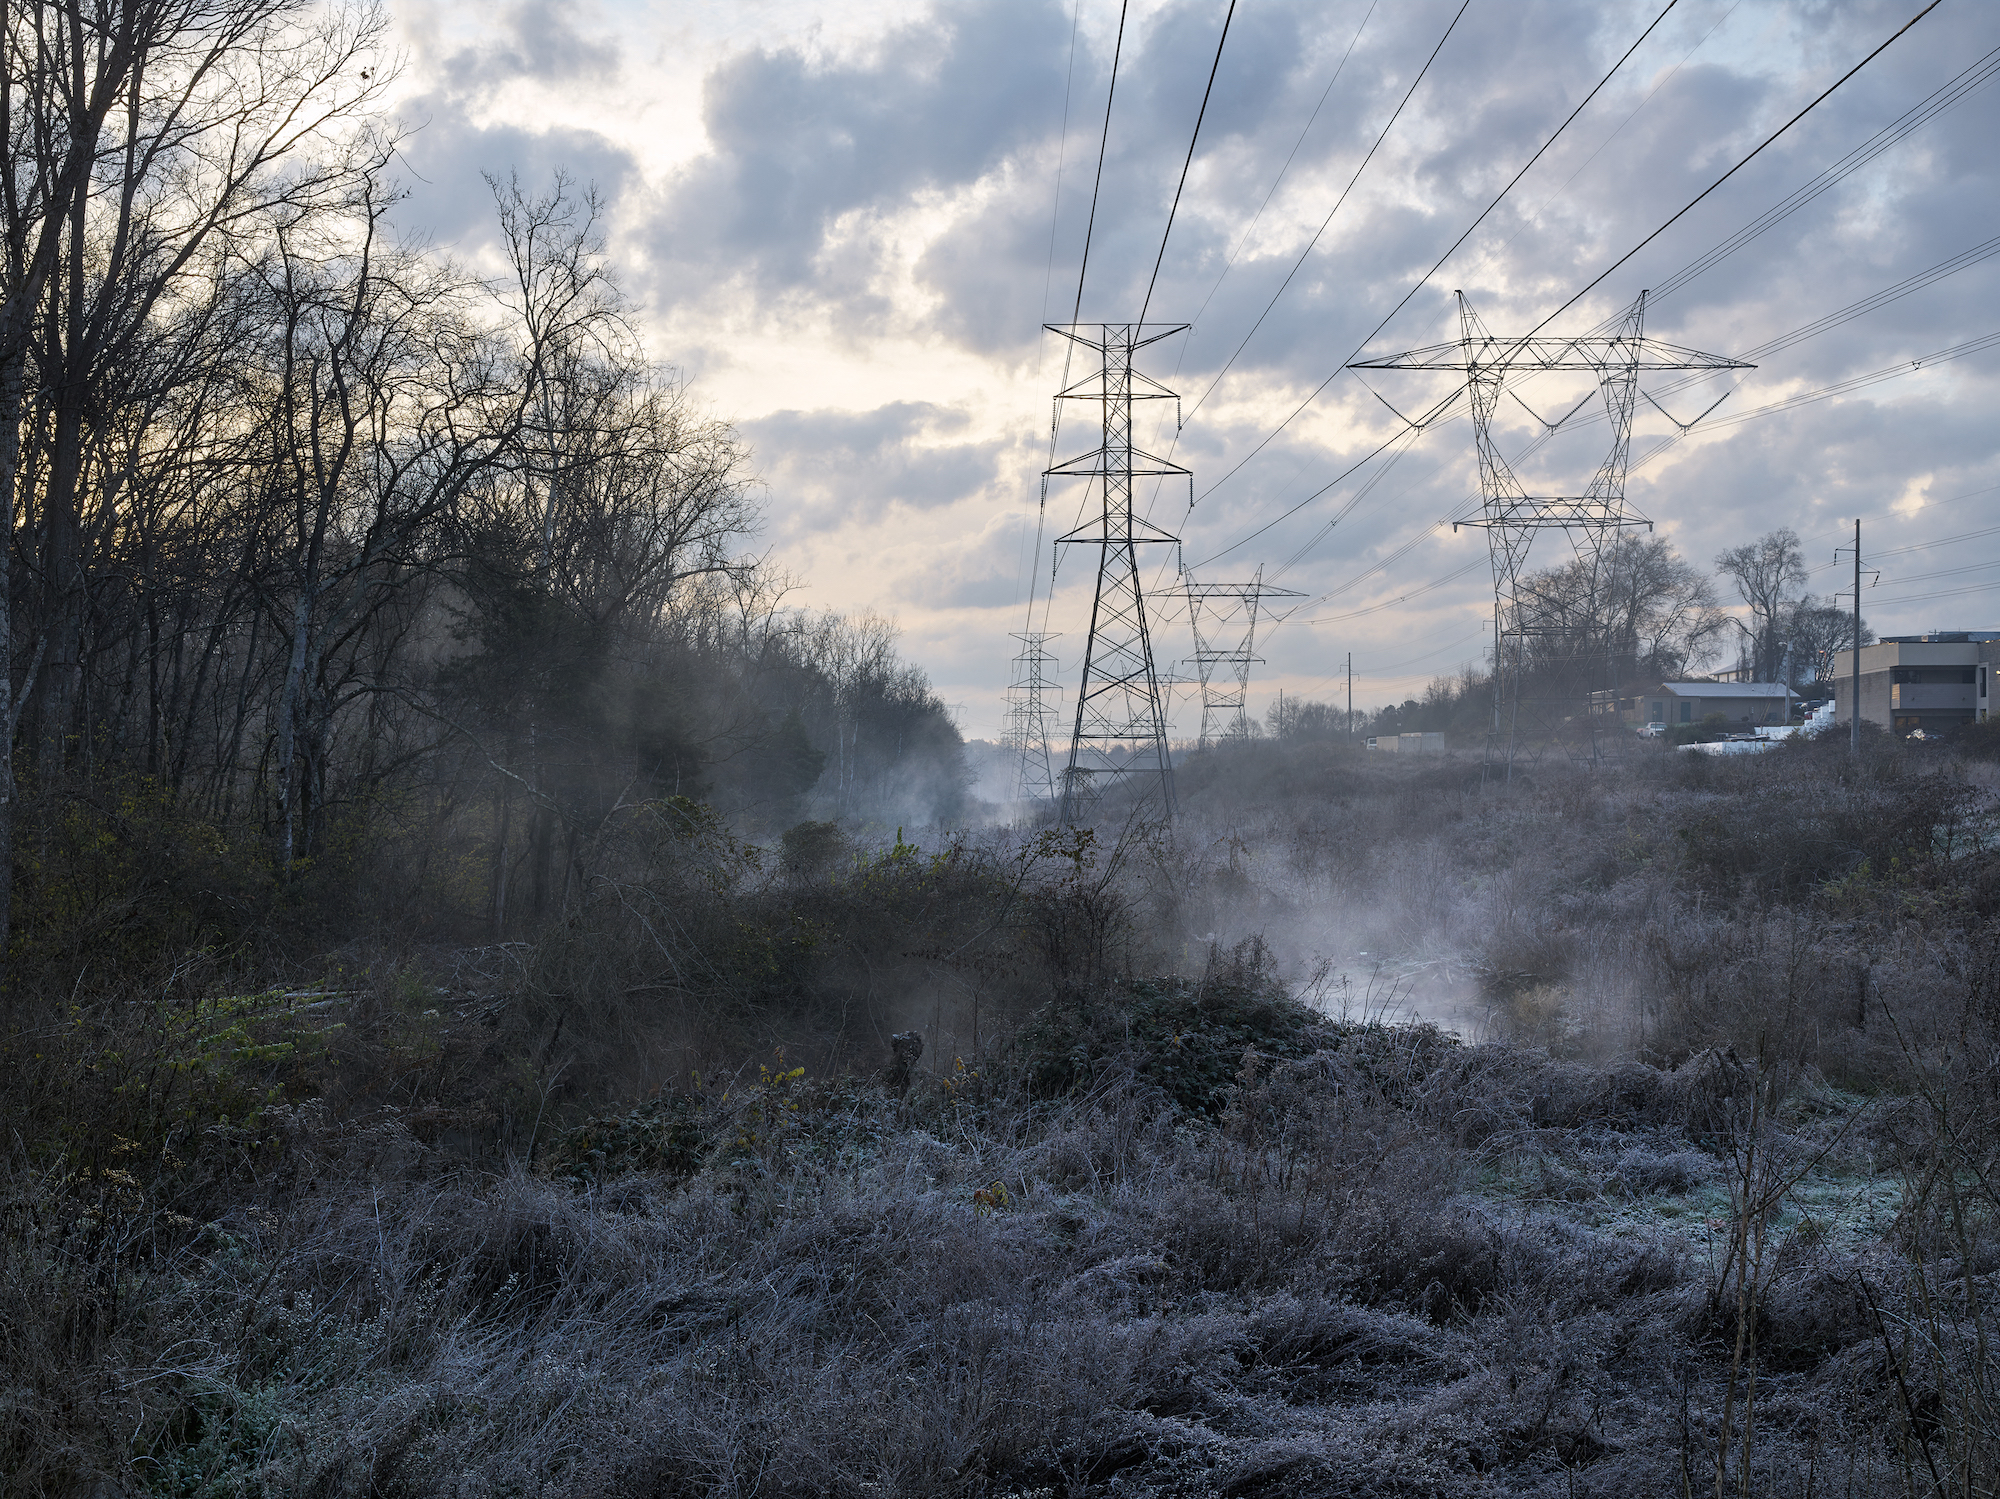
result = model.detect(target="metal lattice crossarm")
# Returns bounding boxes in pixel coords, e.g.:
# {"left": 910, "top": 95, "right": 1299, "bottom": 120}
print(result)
{"left": 1450, "top": 496, "right": 1660, "bottom": 530}
{"left": 1350, "top": 336, "right": 1752, "bottom": 373}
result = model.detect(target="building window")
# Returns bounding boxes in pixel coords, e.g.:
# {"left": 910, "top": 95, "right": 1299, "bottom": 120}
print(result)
{"left": 1650, "top": 700, "right": 1666, "bottom": 720}
{"left": 1679, "top": 701, "right": 1693, "bottom": 723}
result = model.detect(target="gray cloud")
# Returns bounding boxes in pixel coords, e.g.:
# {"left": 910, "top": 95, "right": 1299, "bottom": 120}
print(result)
{"left": 644, "top": 1, "right": 1072, "bottom": 317}
{"left": 393, "top": 105, "right": 639, "bottom": 250}
{"left": 394, "top": 0, "right": 2000, "bottom": 724}
{"left": 441, "top": 0, "right": 620, "bottom": 91}
{"left": 745, "top": 401, "right": 1008, "bottom": 533}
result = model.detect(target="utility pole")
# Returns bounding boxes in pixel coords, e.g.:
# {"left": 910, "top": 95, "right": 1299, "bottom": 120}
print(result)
{"left": 1045, "top": 322, "right": 1189, "bottom": 825}
{"left": 1346, "top": 652, "right": 1353, "bottom": 745}
{"left": 1836, "top": 518, "right": 1874, "bottom": 756}
{"left": 1851, "top": 518, "right": 1861, "bottom": 757}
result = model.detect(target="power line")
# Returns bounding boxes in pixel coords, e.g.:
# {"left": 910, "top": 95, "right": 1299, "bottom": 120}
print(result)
{"left": 1866, "top": 577, "right": 2000, "bottom": 607}
{"left": 1181, "top": 0, "right": 1970, "bottom": 610}
{"left": 1524, "top": 0, "right": 1945, "bottom": 341}
{"left": 1644, "top": 41, "right": 2000, "bottom": 307}
{"left": 1871, "top": 555, "right": 2000, "bottom": 588}
{"left": 1038, "top": 0, "right": 1086, "bottom": 352}
{"left": 1139, "top": 0, "right": 1237, "bottom": 326}
{"left": 1071, "top": 0, "right": 1130, "bottom": 325}
{"left": 1221, "top": 38, "right": 2000, "bottom": 636}
{"left": 1184, "top": 395, "right": 1454, "bottom": 568}
{"left": 1189, "top": 0, "right": 1681, "bottom": 505}
{"left": 1177, "top": 2, "right": 1379, "bottom": 343}
{"left": 1181, "top": 0, "right": 1472, "bottom": 431}
{"left": 1538, "top": 230, "right": 2000, "bottom": 440}
{"left": 1621, "top": 328, "right": 2000, "bottom": 482}
{"left": 1021, "top": 0, "right": 1088, "bottom": 646}
{"left": 1132, "top": 1, "right": 1377, "bottom": 547}
{"left": 1502, "top": 1, "right": 1742, "bottom": 251}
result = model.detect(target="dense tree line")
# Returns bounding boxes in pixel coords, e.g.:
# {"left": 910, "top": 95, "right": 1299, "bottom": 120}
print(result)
{"left": 0, "top": 0, "right": 963, "bottom": 963}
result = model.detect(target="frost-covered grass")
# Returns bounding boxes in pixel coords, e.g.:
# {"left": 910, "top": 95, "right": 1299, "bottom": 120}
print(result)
{"left": 9, "top": 733, "right": 2000, "bottom": 1494}
{"left": 4, "top": 1028, "right": 1978, "bottom": 1497}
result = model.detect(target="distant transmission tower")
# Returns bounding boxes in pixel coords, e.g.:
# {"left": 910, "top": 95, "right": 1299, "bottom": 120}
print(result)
{"left": 1185, "top": 566, "right": 1304, "bottom": 748}
{"left": 1351, "top": 292, "right": 1749, "bottom": 776}
{"left": 1003, "top": 631, "right": 1063, "bottom": 804}
{"left": 1044, "top": 322, "right": 1189, "bottom": 825}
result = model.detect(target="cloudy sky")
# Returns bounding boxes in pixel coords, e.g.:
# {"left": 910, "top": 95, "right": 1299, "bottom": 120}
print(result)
{"left": 386, "top": 0, "right": 2000, "bottom": 735}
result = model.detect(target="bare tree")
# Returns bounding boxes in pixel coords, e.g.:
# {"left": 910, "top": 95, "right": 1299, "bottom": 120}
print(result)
{"left": 1509, "top": 535, "right": 1725, "bottom": 693}
{"left": 1784, "top": 595, "right": 1872, "bottom": 692}
{"left": 0, "top": 0, "right": 389, "bottom": 962}
{"left": 1716, "top": 529, "right": 1808, "bottom": 683}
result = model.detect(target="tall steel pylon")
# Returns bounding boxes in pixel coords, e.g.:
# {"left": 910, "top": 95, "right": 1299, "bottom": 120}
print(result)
{"left": 1044, "top": 322, "right": 1189, "bottom": 825}
{"left": 1003, "top": 631, "right": 1063, "bottom": 804}
{"left": 1351, "top": 292, "right": 1749, "bottom": 775}
{"left": 1185, "top": 566, "right": 1304, "bottom": 748}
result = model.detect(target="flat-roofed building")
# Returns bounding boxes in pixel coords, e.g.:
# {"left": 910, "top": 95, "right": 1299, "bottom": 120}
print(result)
{"left": 1614, "top": 681, "right": 1795, "bottom": 728}
{"left": 1831, "top": 632, "right": 2000, "bottom": 735}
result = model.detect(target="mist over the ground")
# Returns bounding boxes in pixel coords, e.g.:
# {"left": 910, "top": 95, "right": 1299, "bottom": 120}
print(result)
{"left": 11, "top": 1, "right": 2000, "bottom": 1493}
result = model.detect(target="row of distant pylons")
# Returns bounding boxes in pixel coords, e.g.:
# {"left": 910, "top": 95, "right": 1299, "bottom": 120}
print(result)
{"left": 1007, "top": 296, "right": 1749, "bottom": 823}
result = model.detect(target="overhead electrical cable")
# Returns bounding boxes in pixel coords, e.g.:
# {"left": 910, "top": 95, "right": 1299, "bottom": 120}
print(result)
{"left": 1807, "top": 516, "right": 2000, "bottom": 578}
{"left": 1037, "top": 0, "right": 1087, "bottom": 358}
{"left": 1554, "top": 38, "right": 2000, "bottom": 364}
{"left": 1177, "top": 1, "right": 1964, "bottom": 695}
{"left": 1501, "top": 2, "right": 1742, "bottom": 255}
{"left": 1867, "top": 555, "right": 2000, "bottom": 588}
{"left": 1622, "top": 328, "right": 2000, "bottom": 477}
{"left": 1185, "top": 383, "right": 1464, "bottom": 568}
{"left": 1070, "top": 0, "right": 1131, "bottom": 325}
{"left": 1229, "top": 3, "right": 1967, "bottom": 639}
{"left": 1179, "top": 2, "right": 1379, "bottom": 342}
{"left": 1503, "top": 232, "right": 2000, "bottom": 448}
{"left": 1644, "top": 41, "right": 2000, "bottom": 307}
{"left": 1136, "top": 0, "right": 1378, "bottom": 539}
{"left": 1289, "top": 557, "right": 1491, "bottom": 625}
{"left": 1139, "top": 0, "right": 1238, "bottom": 326}
{"left": 1522, "top": 0, "right": 1945, "bottom": 342}
{"left": 1190, "top": 0, "right": 1681, "bottom": 506}
{"left": 1180, "top": 0, "right": 1473, "bottom": 430}
{"left": 1021, "top": 0, "right": 1088, "bottom": 636}
{"left": 1737, "top": 238, "right": 2000, "bottom": 362}
{"left": 1868, "top": 578, "right": 2000, "bottom": 607}
{"left": 1037, "top": 0, "right": 1130, "bottom": 639}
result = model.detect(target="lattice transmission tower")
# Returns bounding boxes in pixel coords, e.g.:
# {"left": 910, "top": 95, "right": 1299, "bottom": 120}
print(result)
{"left": 1044, "top": 322, "right": 1190, "bottom": 826}
{"left": 1184, "top": 566, "right": 1304, "bottom": 748}
{"left": 1350, "top": 292, "right": 1749, "bottom": 775}
{"left": 1003, "top": 631, "right": 1064, "bottom": 804}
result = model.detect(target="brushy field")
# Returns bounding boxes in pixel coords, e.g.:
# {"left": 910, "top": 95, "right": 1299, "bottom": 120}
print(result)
{"left": 6, "top": 727, "right": 2000, "bottom": 1496}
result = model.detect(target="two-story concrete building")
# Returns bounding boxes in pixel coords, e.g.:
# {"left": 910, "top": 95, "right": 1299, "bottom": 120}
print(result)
{"left": 1831, "top": 632, "right": 2000, "bottom": 735}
